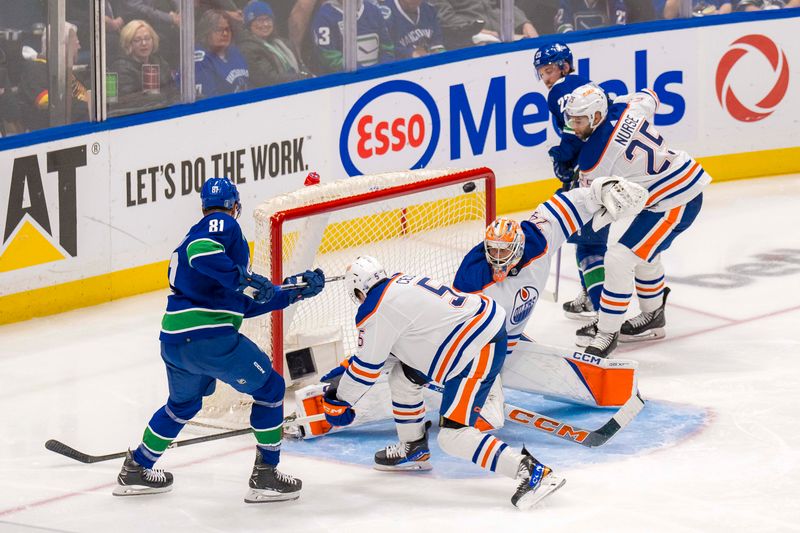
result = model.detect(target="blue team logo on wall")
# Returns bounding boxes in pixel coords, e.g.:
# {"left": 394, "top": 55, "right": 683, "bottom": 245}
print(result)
{"left": 510, "top": 286, "right": 538, "bottom": 325}
{"left": 340, "top": 80, "right": 441, "bottom": 177}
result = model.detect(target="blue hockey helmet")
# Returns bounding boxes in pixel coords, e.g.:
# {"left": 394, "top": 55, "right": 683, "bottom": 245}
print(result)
{"left": 201, "top": 177, "right": 241, "bottom": 217}
{"left": 533, "top": 42, "right": 573, "bottom": 78}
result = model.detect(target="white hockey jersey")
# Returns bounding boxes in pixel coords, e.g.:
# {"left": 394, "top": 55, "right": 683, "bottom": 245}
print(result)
{"left": 337, "top": 274, "right": 506, "bottom": 407}
{"left": 578, "top": 89, "right": 711, "bottom": 212}
{"left": 453, "top": 187, "right": 605, "bottom": 352}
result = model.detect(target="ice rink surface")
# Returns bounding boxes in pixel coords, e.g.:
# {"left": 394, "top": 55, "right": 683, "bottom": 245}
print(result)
{"left": 1, "top": 174, "right": 799, "bottom": 533}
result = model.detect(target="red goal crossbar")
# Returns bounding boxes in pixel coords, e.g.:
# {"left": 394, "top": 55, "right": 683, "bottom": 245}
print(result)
{"left": 268, "top": 168, "right": 496, "bottom": 376}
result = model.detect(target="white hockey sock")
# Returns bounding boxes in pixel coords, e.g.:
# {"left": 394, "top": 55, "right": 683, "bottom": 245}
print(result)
{"left": 437, "top": 426, "right": 523, "bottom": 479}
{"left": 389, "top": 364, "right": 427, "bottom": 442}
{"left": 634, "top": 255, "right": 666, "bottom": 313}
{"left": 598, "top": 244, "right": 639, "bottom": 333}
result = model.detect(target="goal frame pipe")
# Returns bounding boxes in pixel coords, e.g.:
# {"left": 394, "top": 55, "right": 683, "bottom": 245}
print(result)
{"left": 268, "top": 168, "right": 496, "bottom": 376}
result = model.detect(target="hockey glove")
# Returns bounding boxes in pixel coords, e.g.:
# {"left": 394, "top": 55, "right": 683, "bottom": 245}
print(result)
{"left": 588, "top": 176, "right": 649, "bottom": 231}
{"left": 548, "top": 147, "right": 578, "bottom": 184}
{"left": 323, "top": 388, "right": 356, "bottom": 427}
{"left": 320, "top": 356, "right": 353, "bottom": 387}
{"left": 283, "top": 268, "right": 326, "bottom": 302}
{"left": 235, "top": 265, "right": 275, "bottom": 304}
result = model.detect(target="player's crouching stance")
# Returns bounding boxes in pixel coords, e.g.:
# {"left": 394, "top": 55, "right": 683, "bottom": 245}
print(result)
{"left": 322, "top": 256, "right": 565, "bottom": 510}
{"left": 113, "top": 177, "right": 325, "bottom": 503}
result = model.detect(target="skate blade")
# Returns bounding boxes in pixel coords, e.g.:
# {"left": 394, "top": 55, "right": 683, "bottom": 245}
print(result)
{"left": 619, "top": 328, "right": 665, "bottom": 343}
{"left": 574, "top": 336, "right": 593, "bottom": 348}
{"left": 244, "top": 488, "right": 301, "bottom": 503}
{"left": 515, "top": 476, "right": 566, "bottom": 511}
{"left": 112, "top": 484, "right": 173, "bottom": 497}
{"left": 565, "top": 310, "right": 598, "bottom": 321}
{"left": 373, "top": 461, "right": 433, "bottom": 472}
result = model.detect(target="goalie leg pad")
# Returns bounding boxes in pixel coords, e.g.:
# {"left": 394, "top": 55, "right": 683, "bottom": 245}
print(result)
{"left": 291, "top": 383, "right": 332, "bottom": 439}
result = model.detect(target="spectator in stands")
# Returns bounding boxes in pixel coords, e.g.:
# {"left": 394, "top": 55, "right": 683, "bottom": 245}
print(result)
{"left": 19, "top": 22, "right": 90, "bottom": 131}
{"left": 118, "top": 0, "right": 181, "bottom": 65}
{"left": 311, "top": 0, "right": 395, "bottom": 73}
{"left": 195, "top": 9, "right": 249, "bottom": 98}
{"left": 238, "top": 2, "right": 311, "bottom": 87}
{"left": 430, "top": 0, "right": 537, "bottom": 50}
{"left": 1, "top": 43, "right": 23, "bottom": 136}
{"left": 383, "top": 0, "right": 446, "bottom": 59}
{"left": 105, "top": 0, "right": 128, "bottom": 60}
{"left": 288, "top": 0, "right": 323, "bottom": 62}
{"left": 554, "top": 0, "right": 626, "bottom": 32}
{"left": 110, "top": 20, "right": 176, "bottom": 112}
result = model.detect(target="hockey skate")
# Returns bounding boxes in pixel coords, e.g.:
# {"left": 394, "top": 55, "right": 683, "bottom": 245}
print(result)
{"left": 374, "top": 421, "right": 432, "bottom": 471}
{"left": 245, "top": 453, "right": 302, "bottom": 503}
{"left": 511, "top": 447, "right": 565, "bottom": 510}
{"left": 562, "top": 288, "right": 597, "bottom": 320}
{"left": 112, "top": 450, "right": 173, "bottom": 496}
{"left": 620, "top": 287, "right": 670, "bottom": 343}
{"left": 575, "top": 319, "right": 598, "bottom": 347}
{"left": 584, "top": 330, "right": 619, "bottom": 358}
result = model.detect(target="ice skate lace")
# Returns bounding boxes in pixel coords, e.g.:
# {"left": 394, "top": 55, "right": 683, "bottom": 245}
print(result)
{"left": 143, "top": 468, "right": 167, "bottom": 483}
{"left": 578, "top": 319, "right": 598, "bottom": 335}
{"left": 275, "top": 469, "right": 298, "bottom": 485}
{"left": 591, "top": 332, "right": 616, "bottom": 350}
{"left": 627, "top": 311, "right": 654, "bottom": 328}
{"left": 385, "top": 442, "right": 407, "bottom": 459}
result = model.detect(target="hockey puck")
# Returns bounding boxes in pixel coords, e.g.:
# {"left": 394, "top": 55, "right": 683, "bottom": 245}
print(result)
{"left": 462, "top": 181, "right": 476, "bottom": 193}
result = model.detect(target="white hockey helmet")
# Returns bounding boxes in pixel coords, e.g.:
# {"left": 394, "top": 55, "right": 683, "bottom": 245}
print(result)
{"left": 564, "top": 83, "right": 608, "bottom": 134}
{"left": 345, "top": 255, "right": 388, "bottom": 304}
{"left": 484, "top": 218, "right": 525, "bottom": 283}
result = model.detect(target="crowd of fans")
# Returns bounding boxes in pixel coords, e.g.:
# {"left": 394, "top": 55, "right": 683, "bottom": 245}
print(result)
{"left": 0, "top": 0, "right": 797, "bottom": 135}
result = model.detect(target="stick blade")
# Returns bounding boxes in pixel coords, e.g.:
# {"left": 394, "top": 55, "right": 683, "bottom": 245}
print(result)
{"left": 45, "top": 439, "right": 94, "bottom": 463}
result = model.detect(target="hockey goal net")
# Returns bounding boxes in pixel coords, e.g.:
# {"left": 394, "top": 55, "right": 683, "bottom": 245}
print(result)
{"left": 195, "top": 167, "right": 495, "bottom": 429}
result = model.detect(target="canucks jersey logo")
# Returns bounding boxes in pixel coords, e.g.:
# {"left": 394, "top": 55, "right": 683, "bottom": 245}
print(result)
{"left": 510, "top": 286, "right": 538, "bottom": 325}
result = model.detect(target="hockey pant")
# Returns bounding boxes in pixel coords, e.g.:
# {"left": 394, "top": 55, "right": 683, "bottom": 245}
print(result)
{"left": 133, "top": 333, "right": 285, "bottom": 468}
{"left": 389, "top": 362, "right": 505, "bottom": 443}
{"left": 437, "top": 331, "right": 525, "bottom": 479}
{"left": 570, "top": 222, "right": 609, "bottom": 310}
{"left": 597, "top": 194, "right": 703, "bottom": 333}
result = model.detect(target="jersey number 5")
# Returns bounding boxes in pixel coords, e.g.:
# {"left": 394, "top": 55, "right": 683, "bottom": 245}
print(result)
{"left": 416, "top": 277, "right": 466, "bottom": 307}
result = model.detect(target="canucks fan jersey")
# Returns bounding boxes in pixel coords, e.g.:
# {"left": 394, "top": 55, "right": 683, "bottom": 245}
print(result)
{"left": 453, "top": 186, "right": 606, "bottom": 352}
{"left": 384, "top": 0, "right": 445, "bottom": 59}
{"left": 312, "top": 0, "right": 395, "bottom": 72}
{"left": 336, "top": 275, "right": 506, "bottom": 406}
{"left": 548, "top": 73, "right": 593, "bottom": 165}
{"left": 194, "top": 45, "right": 249, "bottom": 98}
{"left": 555, "top": 0, "right": 626, "bottom": 33}
{"left": 159, "top": 212, "right": 293, "bottom": 343}
{"left": 578, "top": 90, "right": 711, "bottom": 212}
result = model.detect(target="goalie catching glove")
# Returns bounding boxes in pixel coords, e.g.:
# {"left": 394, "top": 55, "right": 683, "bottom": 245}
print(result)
{"left": 588, "top": 176, "right": 649, "bottom": 231}
{"left": 322, "top": 388, "right": 356, "bottom": 426}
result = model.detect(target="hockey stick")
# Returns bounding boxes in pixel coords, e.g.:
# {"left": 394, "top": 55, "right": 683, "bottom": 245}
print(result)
{"left": 44, "top": 413, "right": 326, "bottom": 464}
{"left": 279, "top": 274, "right": 345, "bottom": 291}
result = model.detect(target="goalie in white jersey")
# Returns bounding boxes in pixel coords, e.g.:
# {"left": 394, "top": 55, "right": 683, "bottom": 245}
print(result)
{"left": 565, "top": 84, "right": 710, "bottom": 357}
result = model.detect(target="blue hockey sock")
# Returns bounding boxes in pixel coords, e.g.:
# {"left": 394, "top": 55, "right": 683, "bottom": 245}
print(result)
{"left": 132, "top": 399, "right": 201, "bottom": 468}
{"left": 250, "top": 371, "right": 285, "bottom": 466}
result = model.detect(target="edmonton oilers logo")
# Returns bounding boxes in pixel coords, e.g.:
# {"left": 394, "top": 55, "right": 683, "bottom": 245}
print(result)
{"left": 510, "top": 286, "right": 538, "bottom": 325}
{"left": 716, "top": 34, "right": 789, "bottom": 123}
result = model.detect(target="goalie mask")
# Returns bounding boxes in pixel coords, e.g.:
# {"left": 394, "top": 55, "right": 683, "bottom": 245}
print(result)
{"left": 564, "top": 84, "right": 608, "bottom": 140}
{"left": 484, "top": 218, "right": 525, "bottom": 283}
{"left": 345, "top": 255, "right": 387, "bottom": 304}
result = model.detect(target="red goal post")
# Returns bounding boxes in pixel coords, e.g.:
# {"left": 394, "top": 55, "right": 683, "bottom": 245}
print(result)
{"left": 253, "top": 167, "right": 495, "bottom": 381}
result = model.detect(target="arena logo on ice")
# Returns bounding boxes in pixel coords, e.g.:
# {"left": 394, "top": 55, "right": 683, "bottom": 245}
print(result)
{"left": 340, "top": 80, "right": 441, "bottom": 176}
{"left": 510, "top": 286, "right": 538, "bottom": 325}
{"left": 716, "top": 35, "right": 790, "bottom": 122}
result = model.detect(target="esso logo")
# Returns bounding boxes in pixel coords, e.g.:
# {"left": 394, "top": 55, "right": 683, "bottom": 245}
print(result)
{"left": 340, "top": 80, "right": 440, "bottom": 176}
{"left": 716, "top": 34, "right": 789, "bottom": 122}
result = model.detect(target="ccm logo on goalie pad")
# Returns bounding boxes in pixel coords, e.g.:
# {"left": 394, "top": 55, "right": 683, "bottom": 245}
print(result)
{"left": 507, "top": 409, "right": 590, "bottom": 443}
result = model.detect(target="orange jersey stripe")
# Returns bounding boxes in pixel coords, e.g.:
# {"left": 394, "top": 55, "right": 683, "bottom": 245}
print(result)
{"left": 480, "top": 438, "right": 499, "bottom": 468}
{"left": 634, "top": 206, "right": 682, "bottom": 260}
{"left": 550, "top": 196, "right": 578, "bottom": 234}
{"left": 636, "top": 283, "right": 665, "bottom": 293}
{"left": 647, "top": 162, "right": 699, "bottom": 207}
{"left": 600, "top": 297, "right": 629, "bottom": 308}
{"left": 350, "top": 365, "right": 381, "bottom": 380}
{"left": 434, "top": 297, "right": 491, "bottom": 383}
{"left": 393, "top": 408, "right": 425, "bottom": 417}
{"left": 449, "top": 378, "right": 479, "bottom": 424}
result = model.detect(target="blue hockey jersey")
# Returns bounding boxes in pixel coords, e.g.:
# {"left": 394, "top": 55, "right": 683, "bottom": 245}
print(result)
{"left": 548, "top": 73, "right": 592, "bottom": 166}
{"left": 312, "top": 0, "right": 395, "bottom": 72}
{"left": 555, "top": 0, "right": 626, "bottom": 33}
{"left": 384, "top": 0, "right": 445, "bottom": 59}
{"left": 160, "top": 211, "right": 293, "bottom": 343}
{"left": 194, "top": 45, "right": 249, "bottom": 98}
